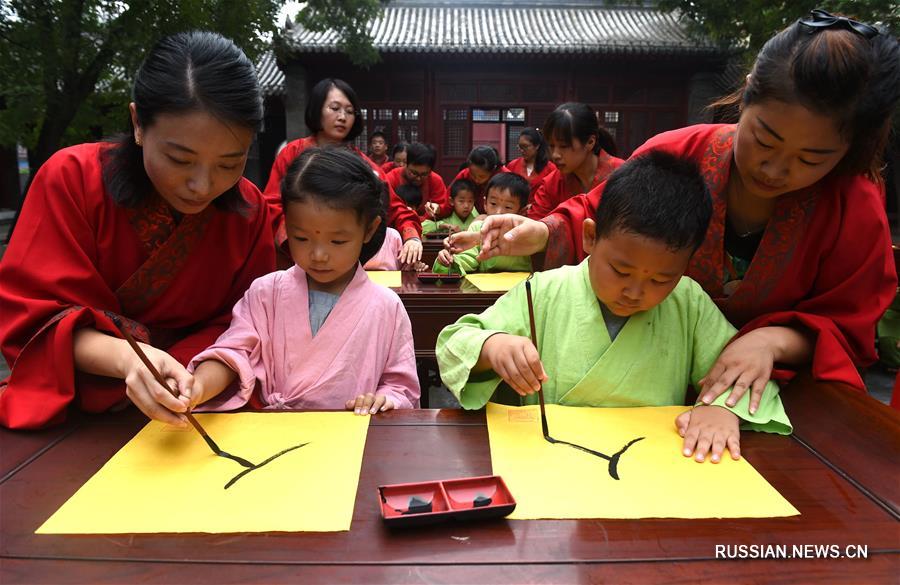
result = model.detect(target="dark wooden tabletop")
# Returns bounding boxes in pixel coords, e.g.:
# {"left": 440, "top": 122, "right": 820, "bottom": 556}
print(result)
{"left": 1, "top": 376, "right": 898, "bottom": 584}
{"left": 387, "top": 270, "right": 505, "bottom": 359}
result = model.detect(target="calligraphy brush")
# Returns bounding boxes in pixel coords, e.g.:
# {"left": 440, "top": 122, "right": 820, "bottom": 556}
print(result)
{"left": 109, "top": 315, "right": 254, "bottom": 468}
{"left": 523, "top": 275, "right": 643, "bottom": 480}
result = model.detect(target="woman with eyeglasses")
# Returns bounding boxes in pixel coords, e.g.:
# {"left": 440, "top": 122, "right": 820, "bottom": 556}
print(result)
{"left": 264, "top": 79, "right": 423, "bottom": 266}
{"left": 385, "top": 143, "right": 450, "bottom": 220}
{"left": 455, "top": 10, "right": 899, "bottom": 410}
{"left": 506, "top": 128, "right": 556, "bottom": 203}
{"left": 526, "top": 103, "right": 624, "bottom": 220}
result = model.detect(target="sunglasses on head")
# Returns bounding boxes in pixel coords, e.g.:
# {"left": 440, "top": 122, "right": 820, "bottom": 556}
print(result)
{"left": 799, "top": 9, "right": 878, "bottom": 40}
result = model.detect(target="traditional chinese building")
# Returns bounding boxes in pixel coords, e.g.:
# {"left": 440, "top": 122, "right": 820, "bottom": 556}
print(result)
{"left": 254, "top": 0, "right": 730, "bottom": 184}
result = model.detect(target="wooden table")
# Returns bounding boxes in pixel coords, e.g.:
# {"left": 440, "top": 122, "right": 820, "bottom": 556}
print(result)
{"left": 2, "top": 375, "right": 898, "bottom": 584}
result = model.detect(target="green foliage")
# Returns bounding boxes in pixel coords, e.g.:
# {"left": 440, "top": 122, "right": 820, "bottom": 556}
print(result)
{"left": 659, "top": 0, "right": 899, "bottom": 63}
{"left": 292, "top": 0, "right": 386, "bottom": 68}
{"left": 0, "top": 0, "right": 282, "bottom": 162}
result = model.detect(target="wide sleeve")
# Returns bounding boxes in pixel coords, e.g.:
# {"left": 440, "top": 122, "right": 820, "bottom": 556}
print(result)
{"left": 527, "top": 177, "right": 558, "bottom": 220}
{"left": 188, "top": 279, "right": 271, "bottom": 412}
{"left": 541, "top": 188, "right": 599, "bottom": 269}
{"left": 0, "top": 148, "right": 140, "bottom": 428}
{"left": 436, "top": 284, "right": 530, "bottom": 409}
{"left": 375, "top": 299, "right": 420, "bottom": 409}
{"left": 386, "top": 181, "right": 423, "bottom": 241}
{"left": 739, "top": 178, "right": 895, "bottom": 390}
{"left": 686, "top": 280, "right": 792, "bottom": 435}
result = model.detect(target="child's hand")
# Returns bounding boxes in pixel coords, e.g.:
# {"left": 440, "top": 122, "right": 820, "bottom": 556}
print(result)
{"left": 698, "top": 329, "right": 776, "bottom": 414}
{"left": 436, "top": 249, "right": 454, "bottom": 267}
{"left": 675, "top": 406, "right": 741, "bottom": 463}
{"left": 345, "top": 393, "right": 395, "bottom": 415}
{"left": 481, "top": 333, "right": 547, "bottom": 396}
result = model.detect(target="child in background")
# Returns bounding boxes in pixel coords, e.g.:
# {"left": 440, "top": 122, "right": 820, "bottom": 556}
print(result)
{"left": 433, "top": 173, "right": 532, "bottom": 275}
{"left": 452, "top": 145, "right": 508, "bottom": 213}
{"left": 381, "top": 142, "right": 408, "bottom": 174}
{"left": 189, "top": 148, "right": 420, "bottom": 415}
{"left": 436, "top": 152, "right": 790, "bottom": 463}
{"left": 368, "top": 130, "right": 389, "bottom": 166}
{"left": 422, "top": 179, "right": 477, "bottom": 236}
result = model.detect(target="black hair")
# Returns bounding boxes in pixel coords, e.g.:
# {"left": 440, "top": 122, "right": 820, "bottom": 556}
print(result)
{"left": 395, "top": 183, "right": 423, "bottom": 208}
{"left": 406, "top": 143, "right": 437, "bottom": 168}
{"left": 450, "top": 178, "right": 477, "bottom": 199}
{"left": 305, "top": 78, "right": 364, "bottom": 142}
{"left": 467, "top": 145, "right": 501, "bottom": 172}
{"left": 102, "top": 31, "right": 262, "bottom": 212}
{"left": 594, "top": 151, "right": 711, "bottom": 252}
{"left": 543, "top": 102, "right": 618, "bottom": 158}
{"left": 369, "top": 130, "right": 387, "bottom": 143}
{"left": 390, "top": 142, "right": 409, "bottom": 158}
{"left": 713, "top": 12, "right": 899, "bottom": 180}
{"left": 281, "top": 147, "right": 387, "bottom": 265}
{"left": 486, "top": 172, "right": 530, "bottom": 209}
{"left": 518, "top": 127, "right": 550, "bottom": 173}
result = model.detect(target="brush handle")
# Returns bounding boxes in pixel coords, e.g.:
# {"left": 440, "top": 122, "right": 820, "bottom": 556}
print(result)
{"left": 525, "top": 276, "right": 551, "bottom": 438}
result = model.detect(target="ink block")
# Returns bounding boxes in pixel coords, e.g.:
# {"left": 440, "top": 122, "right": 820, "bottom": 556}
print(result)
{"left": 416, "top": 272, "right": 463, "bottom": 284}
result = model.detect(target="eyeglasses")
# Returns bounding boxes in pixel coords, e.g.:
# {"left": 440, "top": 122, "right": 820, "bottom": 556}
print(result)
{"left": 406, "top": 167, "right": 430, "bottom": 179}
{"left": 799, "top": 9, "right": 879, "bottom": 39}
{"left": 326, "top": 104, "right": 357, "bottom": 117}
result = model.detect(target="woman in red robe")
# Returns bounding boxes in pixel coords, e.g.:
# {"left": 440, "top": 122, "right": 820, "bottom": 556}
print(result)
{"left": 385, "top": 143, "right": 450, "bottom": 220}
{"left": 527, "top": 103, "right": 624, "bottom": 220}
{"left": 451, "top": 146, "right": 508, "bottom": 214}
{"left": 0, "top": 32, "right": 276, "bottom": 429}
{"left": 506, "top": 128, "right": 556, "bottom": 203}
{"left": 459, "top": 12, "right": 899, "bottom": 406}
{"left": 263, "top": 79, "right": 422, "bottom": 265}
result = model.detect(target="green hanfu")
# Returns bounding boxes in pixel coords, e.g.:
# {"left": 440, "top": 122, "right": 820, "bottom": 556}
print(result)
{"left": 432, "top": 221, "right": 533, "bottom": 275}
{"left": 421, "top": 212, "right": 475, "bottom": 236}
{"left": 436, "top": 258, "right": 791, "bottom": 434}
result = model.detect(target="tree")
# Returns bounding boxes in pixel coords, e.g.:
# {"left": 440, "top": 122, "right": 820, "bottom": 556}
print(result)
{"left": 0, "top": 0, "right": 385, "bottom": 181}
{"left": 659, "top": 0, "right": 898, "bottom": 63}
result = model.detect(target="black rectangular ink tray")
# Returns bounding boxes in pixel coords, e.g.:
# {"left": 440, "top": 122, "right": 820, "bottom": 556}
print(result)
{"left": 416, "top": 272, "right": 463, "bottom": 284}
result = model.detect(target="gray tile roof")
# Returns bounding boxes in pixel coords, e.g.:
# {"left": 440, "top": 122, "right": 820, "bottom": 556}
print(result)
{"left": 281, "top": 5, "right": 715, "bottom": 56}
{"left": 256, "top": 50, "right": 284, "bottom": 97}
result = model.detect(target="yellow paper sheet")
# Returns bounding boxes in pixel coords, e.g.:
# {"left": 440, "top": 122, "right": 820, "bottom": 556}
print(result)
{"left": 37, "top": 412, "right": 369, "bottom": 534}
{"left": 366, "top": 270, "right": 402, "bottom": 288}
{"left": 487, "top": 403, "right": 798, "bottom": 519}
{"left": 464, "top": 272, "right": 530, "bottom": 292}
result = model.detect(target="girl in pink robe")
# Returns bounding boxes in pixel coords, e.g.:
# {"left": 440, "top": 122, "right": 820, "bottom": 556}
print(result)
{"left": 189, "top": 147, "right": 420, "bottom": 414}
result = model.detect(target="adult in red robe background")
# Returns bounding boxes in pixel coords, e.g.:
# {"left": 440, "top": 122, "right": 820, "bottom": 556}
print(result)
{"left": 527, "top": 103, "right": 624, "bottom": 220}
{"left": 386, "top": 143, "right": 450, "bottom": 220}
{"left": 457, "top": 12, "right": 900, "bottom": 408}
{"left": 0, "top": 32, "right": 276, "bottom": 429}
{"left": 381, "top": 142, "right": 408, "bottom": 174}
{"left": 506, "top": 127, "right": 556, "bottom": 203}
{"left": 451, "top": 145, "right": 508, "bottom": 214}
{"left": 263, "top": 79, "right": 422, "bottom": 265}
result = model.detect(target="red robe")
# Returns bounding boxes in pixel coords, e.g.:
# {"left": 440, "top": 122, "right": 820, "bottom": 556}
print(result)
{"left": 452, "top": 166, "right": 510, "bottom": 214}
{"left": 385, "top": 167, "right": 450, "bottom": 219}
{"left": 506, "top": 157, "right": 557, "bottom": 202}
{"left": 541, "top": 124, "right": 895, "bottom": 391}
{"left": 264, "top": 137, "right": 421, "bottom": 242}
{"left": 0, "top": 143, "right": 276, "bottom": 429}
{"left": 527, "top": 151, "right": 624, "bottom": 220}
{"left": 381, "top": 161, "right": 399, "bottom": 174}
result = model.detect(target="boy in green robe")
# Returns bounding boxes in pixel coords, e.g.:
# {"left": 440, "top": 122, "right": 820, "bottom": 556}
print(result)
{"left": 436, "top": 151, "right": 791, "bottom": 464}
{"left": 422, "top": 179, "right": 477, "bottom": 235}
{"left": 433, "top": 173, "right": 533, "bottom": 275}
